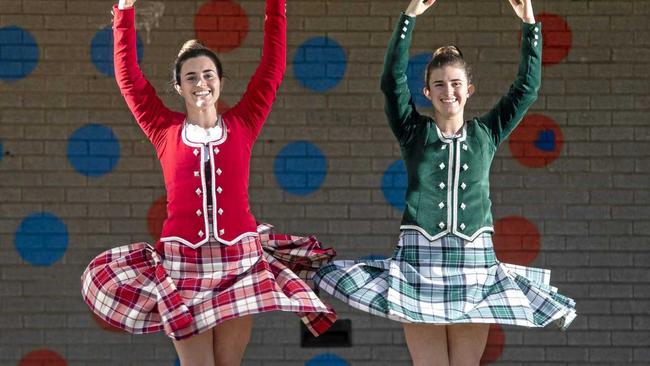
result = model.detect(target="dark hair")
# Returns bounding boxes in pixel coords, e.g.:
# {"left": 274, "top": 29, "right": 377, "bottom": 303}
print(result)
{"left": 173, "top": 40, "right": 223, "bottom": 85}
{"left": 424, "top": 45, "right": 473, "bottom": 87}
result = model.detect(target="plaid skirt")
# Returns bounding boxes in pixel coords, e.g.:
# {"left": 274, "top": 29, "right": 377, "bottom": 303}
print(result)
{"left": 314, "top": 230, "right": 576, "bottom": 329}
{"left": 81, "top": 224, "right": 337, "bottom": 340}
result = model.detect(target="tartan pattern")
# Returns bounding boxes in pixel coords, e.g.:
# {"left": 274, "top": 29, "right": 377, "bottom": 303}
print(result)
{"left": 81, "top": 224, "right": 337, "bottom": 340}
{"left": 314, "top": 230, "right": 576, "bottom": 330}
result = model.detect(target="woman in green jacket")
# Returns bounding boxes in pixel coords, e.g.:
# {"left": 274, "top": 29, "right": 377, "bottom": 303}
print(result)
{"left": 315, "top": 0, "right": 576, "bottom": 364}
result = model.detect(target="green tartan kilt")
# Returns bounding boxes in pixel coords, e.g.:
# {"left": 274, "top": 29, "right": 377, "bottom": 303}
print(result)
{"left": 314, "top": 230, "right": 576, "bottom": 329}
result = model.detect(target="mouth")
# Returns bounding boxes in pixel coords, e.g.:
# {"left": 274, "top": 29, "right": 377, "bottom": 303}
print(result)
{"left": 440, "top": 97, "right": 457, "bottom": 104}
{"left": 193, "top": 90, "right": 211, "bottom": 97}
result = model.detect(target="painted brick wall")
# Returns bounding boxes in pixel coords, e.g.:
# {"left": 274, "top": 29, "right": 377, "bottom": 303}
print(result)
{"left": 1, "top": 0, "right": 648, "bottom": 365}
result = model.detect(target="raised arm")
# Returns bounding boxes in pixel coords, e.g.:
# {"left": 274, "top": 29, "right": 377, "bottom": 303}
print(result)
{"left": 380, "top": 0, "right": 437, "bottom": 146}
{"left": 226, "top": 0, "right": 286, "bottom": 139}
{"left": 113, "top": 0, "right": 173, "bottom": 146}
{"left": 476, "top": 0, "right": 540, "bottom": 146}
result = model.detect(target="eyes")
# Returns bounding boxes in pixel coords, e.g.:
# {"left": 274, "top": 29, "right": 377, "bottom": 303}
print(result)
{"left": 433, "top": 81, "right": 464, "bottom": 89}
{"left": 184, "top": 72, "right": 217, "bottom": 83}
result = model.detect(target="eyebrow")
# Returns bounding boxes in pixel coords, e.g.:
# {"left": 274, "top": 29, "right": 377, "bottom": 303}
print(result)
{"left": 183, "top": 69, "right": 217, "bottom": 76}
{"left": 433, "top": 79, "right": 464, "bottom": 83}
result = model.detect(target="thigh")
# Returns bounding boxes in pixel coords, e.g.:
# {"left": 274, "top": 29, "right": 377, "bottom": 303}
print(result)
{"left": 213, "top": 315, "right": 254, "bottom": 366}
{"left": 172, "top": 330, "right": 215, "bottom": 366}
{"left": 447, "top": 323, "right": 490, "bottom": 366}
{"left": 402, "top": 323, "right": 449, "bottom": 366}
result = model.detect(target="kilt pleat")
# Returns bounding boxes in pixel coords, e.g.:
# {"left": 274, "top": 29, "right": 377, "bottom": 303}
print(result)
{"left": 314, "top": 231, "right": 576, "bottom": 329}
{"left": 81, "top": 224, "right": 337, "bottom": 340}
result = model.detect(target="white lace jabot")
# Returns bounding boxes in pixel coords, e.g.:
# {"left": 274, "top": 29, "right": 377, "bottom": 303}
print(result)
{"left": 184, "top": 117, "right": 224, "bottom": 144}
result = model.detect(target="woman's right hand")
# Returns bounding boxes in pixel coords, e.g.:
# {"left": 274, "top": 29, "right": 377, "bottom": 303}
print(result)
{"left": 118, "top": 0, "right": 136, "bottom": 10}
{"left": 405, "top": 0, "right": 437, "bottom": 17}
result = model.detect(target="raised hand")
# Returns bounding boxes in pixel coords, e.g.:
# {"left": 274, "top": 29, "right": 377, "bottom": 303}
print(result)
{"left": 405, "top": 0, "right": 438, "bottom": 18}
{"left": 508, "top": 0, "right": 535, "bottom": 24}
{"left": 118, "top": 0, "right": 136, "bottom": 10}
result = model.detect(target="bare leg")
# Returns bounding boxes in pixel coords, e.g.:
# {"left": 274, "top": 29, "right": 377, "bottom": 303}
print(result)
{"left": 447, "top": 323, "right": 490, "bottom": 366}
{"left": 172, "top": 330, "right": 215, "bottom": 366}
{"left": 403, "top": 323, "right": 450, "bottom": 366}
{"left": 213, "top": 315, "right": 254, "bottom": 366}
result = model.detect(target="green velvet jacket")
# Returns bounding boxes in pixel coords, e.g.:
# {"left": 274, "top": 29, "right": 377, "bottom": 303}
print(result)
{"left": 381, "top": 13, "right": 542, "bottom": 241}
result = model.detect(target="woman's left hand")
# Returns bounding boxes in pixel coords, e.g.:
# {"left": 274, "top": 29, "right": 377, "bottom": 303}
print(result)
{"left": 507, "top": 0, "right": 535, "bottom": 24}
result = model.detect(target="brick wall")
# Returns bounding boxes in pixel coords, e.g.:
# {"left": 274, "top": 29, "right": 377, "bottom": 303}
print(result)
{"left": 1, "top": 0, "right": 648, "bottom": 365}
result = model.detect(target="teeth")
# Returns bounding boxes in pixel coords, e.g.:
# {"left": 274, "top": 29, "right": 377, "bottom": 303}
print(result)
{"left": 194, "top": 91, "right": 210, "bottom": 96}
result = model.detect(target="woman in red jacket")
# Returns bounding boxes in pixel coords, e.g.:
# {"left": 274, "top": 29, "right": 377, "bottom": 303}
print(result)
{"left": 81, "top": 0, "right": 335, "bottom": 365}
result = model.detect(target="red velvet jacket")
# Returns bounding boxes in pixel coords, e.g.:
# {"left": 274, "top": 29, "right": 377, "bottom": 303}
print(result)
{"left": 112, "top": 0, "right": 286, "bottom": 248}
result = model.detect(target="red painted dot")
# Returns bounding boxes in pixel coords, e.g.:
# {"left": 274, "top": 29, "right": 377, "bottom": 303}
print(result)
{"left": 147, "top": 194, "right": 167, "bottom": 242}
{"left": 493, "top": 216, "right": 540, "bottom": 266}
{"left": 194, "top": 0, "right": 249, "bottom": 53}
{"left": 19, "top": 350, "right": 67, "bottom": 366}
{"left": 537, "top": 13, "right": 572, "bottom": 66}
{"left": 91, "top": 312, "right": 127, "bottom": 333}
{"left": 508, "top": 114, "right": 563, "bottom": 168}
{"left": 480, "top": 324, "right": 506, "bottom": 365}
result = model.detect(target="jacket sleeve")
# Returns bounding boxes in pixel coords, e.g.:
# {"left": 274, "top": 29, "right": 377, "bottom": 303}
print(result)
{"left": 225, "top": 0, "right": 286, "bottom": 140}
{"left": 113, "top": 5, "right": 173, "bottom": 148}
{"left": 380, "top": 13, "right": 423, "bottom": 146}
{"left": 475, "top": 22, "right": 542, "bottom": 147}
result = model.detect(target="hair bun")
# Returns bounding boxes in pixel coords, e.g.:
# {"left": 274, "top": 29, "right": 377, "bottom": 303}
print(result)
{"left": 432, "top": 45, "right": 463, "bottom": 59}
{"left": 178, "top": 40, "right": 206, "bottom": 58}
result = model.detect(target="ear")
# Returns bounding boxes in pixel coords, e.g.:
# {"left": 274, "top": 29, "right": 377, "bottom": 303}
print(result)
{"left": 219, "top": 78, "right": 224, "bottom": 92}
{"left": 422, "top": 86, "right": 432, "bottom": 100}
{"left": 467, "top": 84, "right": 475, "bottom": 97}
{"left": 174, "top": 84, "right": 182, "bottom": 95}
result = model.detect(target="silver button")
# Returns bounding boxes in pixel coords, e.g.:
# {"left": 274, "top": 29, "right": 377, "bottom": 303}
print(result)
{"left": 462, "top": 144, "right": 468, "bottom": 151}
{"left": 439, "top": 182, "right": 446, "bottom": 189}
{"left": 462, "top": 163, "right": 468, "bottom": 171}
{"left": 461, "top": 182, "right": 467, "bottom": 190}
{"left": 533, "top": 41, "right": 538, "bottom": 47}
{"left": 196, "top": 209, "right": 202, "bottom": 216}
{"left": 404, "top": 19, "right": 409, "bottom": 25}
{"left": 216, "top": 168, "right": 222, "bottom": 176}
{"left": 219, "top": 229, "right": 225, "bottom": 235}
{"left": 193, "top": 149, "right": 199, "bottom": 156}
{"left": 214, "top": 147, "right": 220, "bottom": 154}
{"left": 194, "top": 171, "right": 200, "bottom": 177}
{"left": 402, "top": 26, "right": 407, "bottom": 32}
{"left": 195, "top": 188, "right": 202, "bottom": 196}
{"left": 534, "top": 34, "right": 539, "bottom": 40}
{"left": 459, "top": 223, "right": 466, "bottom": 230}
{"left": 439, "top": 202, "right": 445, "bottom": 209}
{"left": 198, "top": 230, "right": 204, "bottom": 237}
{"left": 218, "top": 208, "right": 223, "bottom": 215}
{"left": 460, "top": 203, "right": 466, "bottom": 210}
{"left": 534, "top": 26, "right": 539, "bottom": 32}
{"left": 438, "top": 222, "right": 445, "bottom": 229}
{"left": 400, "top": 34, "right": 405, "bottom": 39}
{"left": 441, "top": 145, "right": 447, "bottom": 150}
{"left": 439, "top": 163, "right": 445, "bottom": 170}
{"left": 216, "top": 186, "right": 223, "bottom": 194}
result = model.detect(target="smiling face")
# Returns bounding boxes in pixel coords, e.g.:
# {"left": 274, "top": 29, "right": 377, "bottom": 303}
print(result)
{"left": 424, "top": 65, "right": 474, "bottom": 122}
{"left": 176, "top": 55, "right": 222, "bottom": 110}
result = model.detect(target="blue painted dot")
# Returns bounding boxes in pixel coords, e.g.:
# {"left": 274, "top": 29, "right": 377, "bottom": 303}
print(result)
{"left": 381, "top": 159, "right": 407, "bottom": 211}
{"left": 0, "top": 141, "right": 3, "bottom": 162}
{"left": 306, "top": 353, "right": 349, "bottom": 366}
{"left": 407, "top": 52, "right": 432, "bottom": 108}
{"left": 0, "top": 26, "right": 39, "bottom": 81}
{"left": 173, "top": 357, "right": 180, "bottom": 366}
{"left": 67, "top": 124, "right": 120, "bottom": 177}
{"left": 534, "top": 129, "right": 556, "bottom": 152}
{"left": 293, "top": 37, "right": 347, "bottom": 92}
{"left": 274, "top": 141, "right": 327, "bottom": 196}
{"left": 91, "top": 26, "right": 144, "bottom": 77}
{"left": 15, "top": 212, "right": 68, "bottom": 266}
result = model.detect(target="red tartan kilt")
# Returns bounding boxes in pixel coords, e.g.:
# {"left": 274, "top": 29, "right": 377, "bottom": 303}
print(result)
{"left": 81, "top": 226, "right": 336, "bottom": 340}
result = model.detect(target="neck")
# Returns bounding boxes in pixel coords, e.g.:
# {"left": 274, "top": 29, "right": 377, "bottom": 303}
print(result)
{"left": 434, "top": 113, "right": 464, "bottom": 137}
{"left": 186, "top": 105, "right": 218, "bottom": 128}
